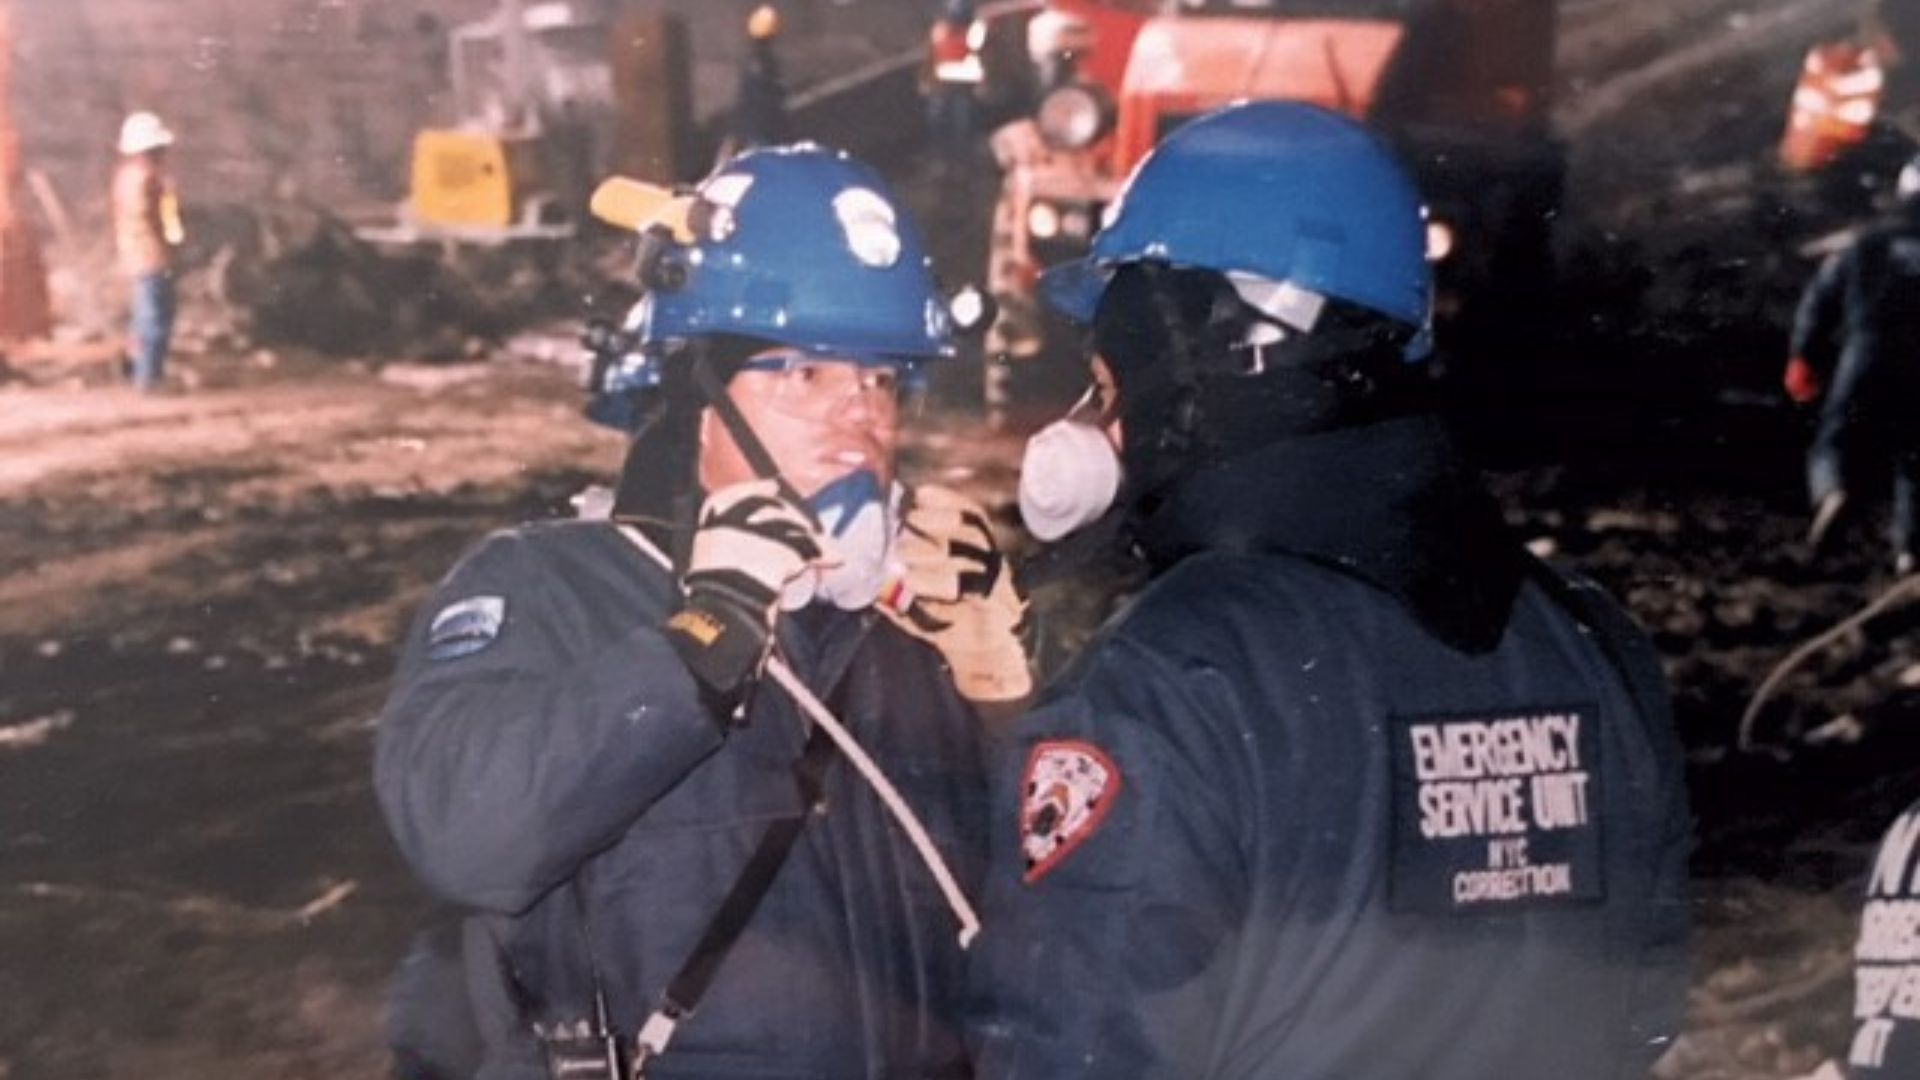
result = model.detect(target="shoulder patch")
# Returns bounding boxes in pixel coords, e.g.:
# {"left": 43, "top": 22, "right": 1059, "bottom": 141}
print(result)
{"left": 427, "top": 596, "right": 506, "bottom": 661}
{"left": 1021, "top": 739, "right": 1121, "bottom": 884}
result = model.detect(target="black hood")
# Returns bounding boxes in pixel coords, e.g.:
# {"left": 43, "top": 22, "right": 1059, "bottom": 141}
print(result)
{"left": 1130, "top": 414, "right": 1523, "bottom": 654}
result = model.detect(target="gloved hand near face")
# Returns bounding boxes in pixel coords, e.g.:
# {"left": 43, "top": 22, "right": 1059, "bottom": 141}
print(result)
{"left": 666, "top": 479, "right": 824, "bottom": 702}
{"left": 884, "top": 485, "right": 1034, "bottom": 703}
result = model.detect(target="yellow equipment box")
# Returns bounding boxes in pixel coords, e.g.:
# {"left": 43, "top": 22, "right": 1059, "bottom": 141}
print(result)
{"left": 410, "top": 129, "right": 544, "bottom": 229}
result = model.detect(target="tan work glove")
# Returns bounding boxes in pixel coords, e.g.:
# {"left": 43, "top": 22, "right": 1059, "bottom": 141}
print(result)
{"left": 883, "top": 485, "right": 1033, "bottom": 703}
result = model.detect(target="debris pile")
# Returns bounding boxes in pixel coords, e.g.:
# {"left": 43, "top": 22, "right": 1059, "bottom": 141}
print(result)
{"left": 31, "top": 198, "right": 636, "bottom": 366}
{"left": 195, "top": 202, "right": 631, "bottom": 358}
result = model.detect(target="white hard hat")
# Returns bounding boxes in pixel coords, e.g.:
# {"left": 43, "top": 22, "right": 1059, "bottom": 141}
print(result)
{"left": 118, "top": 111, "right": 175, "bottom": 155}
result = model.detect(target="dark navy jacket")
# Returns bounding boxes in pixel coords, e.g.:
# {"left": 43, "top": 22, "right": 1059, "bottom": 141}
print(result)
{"left": 1792, "top": 213, "right": 1920, "bottom": 451}
{"left": 377, "top": 519, "right": 986, "bottom": 1080}
{"left": 968, "top": 416, "right": 1692, "bottom": 1079}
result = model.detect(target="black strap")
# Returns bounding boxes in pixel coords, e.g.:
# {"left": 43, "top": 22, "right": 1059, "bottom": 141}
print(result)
{"left": 690, "top": 351, "right": 816, "bottom": 520}
{"left": 649, "top": 716, "right": 840, "bottom": 1023}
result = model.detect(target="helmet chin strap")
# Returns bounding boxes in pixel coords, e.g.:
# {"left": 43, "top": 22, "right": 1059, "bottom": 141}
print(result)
{"left": 690, "top": 350, "right": 821, "bottom": 529}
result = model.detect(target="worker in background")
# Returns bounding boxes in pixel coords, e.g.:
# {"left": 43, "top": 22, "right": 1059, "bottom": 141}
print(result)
{"left": 967, "top": 103, "right": 1691, "bottom": 1079}
{"left": 112, "top": 111, "right": 183, "bottom": 392}
{"left": 1785, "top": 152, "right": 1920, "bottom": 574}
{"left": 922, "top": 0, "right": 986, "bottom": 178}
{"left": 722, "top": 5, "right": 788, "bottom": 163}
{"left": 377, "top": 145, "right": 1030, "bottom": 1079}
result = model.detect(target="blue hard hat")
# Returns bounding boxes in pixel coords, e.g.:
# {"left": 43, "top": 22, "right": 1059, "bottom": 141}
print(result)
{"left": 1043, "top": 102, "right": 1431, "bottom": 332}
{"left": 643, "top": 145, "right": 954, "bottom": 364}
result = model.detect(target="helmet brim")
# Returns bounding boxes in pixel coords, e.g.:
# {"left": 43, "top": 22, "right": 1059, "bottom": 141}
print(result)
{"left": 1039, "top": 257, "right": 1111, "bottom": 324}
{"left": 119, "top": 132, "right": 174, "bottom": 155}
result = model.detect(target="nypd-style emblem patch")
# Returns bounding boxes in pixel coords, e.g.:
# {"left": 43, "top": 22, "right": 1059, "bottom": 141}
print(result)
{"left": 1021, "top": 740, "right": 1120, "bottom": 884}
{"left": 426, "top": 596, "right": 506, "bottom": 661}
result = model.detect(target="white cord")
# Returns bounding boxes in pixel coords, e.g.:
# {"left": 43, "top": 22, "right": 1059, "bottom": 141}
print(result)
{"left": 615, "top": 524, "right": 982, "bottom": 947}
{"left": 765, "top": 657, "right": 981, "bottom": 947}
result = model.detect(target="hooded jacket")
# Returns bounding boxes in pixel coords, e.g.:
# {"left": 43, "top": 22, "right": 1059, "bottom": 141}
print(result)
{"left": 968, "top": 415, "right": 1691, "bottom": 1079}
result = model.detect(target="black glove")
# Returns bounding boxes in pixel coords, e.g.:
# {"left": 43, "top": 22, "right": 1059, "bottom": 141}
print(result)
{"left": 664, "top": 481, "right": 823, "bottom": 708}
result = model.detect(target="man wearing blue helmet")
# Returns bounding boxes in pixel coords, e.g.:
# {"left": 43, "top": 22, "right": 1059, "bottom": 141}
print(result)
{"left": 377, "top": 145, "right": 1030, "bottom": 1080}
{"left": 968, "top": 103, "right": 1691, "bottom": 1079}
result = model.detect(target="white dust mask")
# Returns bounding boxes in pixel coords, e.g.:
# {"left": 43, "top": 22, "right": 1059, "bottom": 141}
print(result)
{"left": 780, "top": 470, "right": 902, "bottom": 611}
{"left": 1018, "top": 418, "right": 1121, "bottom": 541}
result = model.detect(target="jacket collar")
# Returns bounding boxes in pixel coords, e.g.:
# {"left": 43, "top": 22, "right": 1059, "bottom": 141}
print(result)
{"left": 1131, "top": 414, "right": 1523, "bottom": 653}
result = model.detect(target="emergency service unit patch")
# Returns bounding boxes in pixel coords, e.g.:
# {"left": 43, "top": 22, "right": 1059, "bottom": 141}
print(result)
{"left": 1389, "top": 707, "right": 1605, "bottom": 915}
{"left": 1020, "top": 740, "right": 1120, "bottom": 884}
{"left": 426, "top": 596, "right": 505, "bottom": 661}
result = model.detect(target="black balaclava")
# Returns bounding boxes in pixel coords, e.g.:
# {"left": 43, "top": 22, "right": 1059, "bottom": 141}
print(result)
{"left": 1091, "top": 261, "right": 1425, "bottom": 513}
{"left": 1091, "top": 263, "right": 1521, "bottom": 654}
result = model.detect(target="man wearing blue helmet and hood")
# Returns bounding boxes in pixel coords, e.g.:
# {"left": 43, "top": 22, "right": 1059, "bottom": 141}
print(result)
{"left": 377, "top": 145, "right": 1031, "bottom": 1080}
{"left": 967, "top": 103, "right": 1691, "bottom": 1078}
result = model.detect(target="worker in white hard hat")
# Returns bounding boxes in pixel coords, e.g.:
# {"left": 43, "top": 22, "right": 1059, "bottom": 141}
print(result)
{"left": 112, "top": 111, "right": 184, "bottom": 391}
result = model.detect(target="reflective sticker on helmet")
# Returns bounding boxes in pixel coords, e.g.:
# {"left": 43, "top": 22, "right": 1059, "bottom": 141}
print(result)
{"left": 696, "top": 173, "right": 756, "bottom": 243}
{"left": 1021, "top": 739, "right": 1121, "bottom": 884}
{"left": 1227, "top": 272, "right": 1325, "bottom": 334}
{"left": 833, "top": 188, "right": 902, "bottom": 269}
{"left": 701, "top": 172, "right": 755, "bottom": 209}
{"left": 426, "top": 596, "right": 506, "bottom": 662}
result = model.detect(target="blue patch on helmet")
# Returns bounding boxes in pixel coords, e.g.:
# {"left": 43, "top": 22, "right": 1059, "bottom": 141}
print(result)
{"left": 426, "top": 596, "right": 506, "bottom": 661}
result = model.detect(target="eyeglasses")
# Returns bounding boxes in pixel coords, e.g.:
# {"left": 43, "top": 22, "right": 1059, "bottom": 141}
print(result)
{"left": 735, "top": 352, "right": 909, "bottom": 422}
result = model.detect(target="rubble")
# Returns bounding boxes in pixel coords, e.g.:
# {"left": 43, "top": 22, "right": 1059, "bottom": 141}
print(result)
{"left": 31, "top": 199, "right": 636, "bottom": 366}
{"left": 194, "top": 201, "right": 627, "bottom": 359}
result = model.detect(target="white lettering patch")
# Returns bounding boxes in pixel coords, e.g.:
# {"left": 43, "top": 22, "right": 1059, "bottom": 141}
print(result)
{"left": 1020, "top": 740, "right": 1120, "bottom": 884}
{"left": 1851, "top": 803, "right": 1920, "bottom": 1072}
{"left": 1390, "top": 708, "right": 1605, "bottom": 914}
{"left": 426, "top": 595, "right": 505, "bottom": 661}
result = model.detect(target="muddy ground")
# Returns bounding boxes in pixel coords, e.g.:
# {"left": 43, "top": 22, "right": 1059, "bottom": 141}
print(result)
{"left": 9, "top": 0, "right": 1920, "bottom": 1075}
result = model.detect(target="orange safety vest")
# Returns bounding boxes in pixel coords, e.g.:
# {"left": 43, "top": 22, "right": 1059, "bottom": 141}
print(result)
{"left": 112, "top": 157, "right": 179, "bottom": 276}
{"left": 929, "top": 19, "right": 986, "bottom": 86}
{"left": 1781, "top": 42, "right": 1885, "bottom": 173}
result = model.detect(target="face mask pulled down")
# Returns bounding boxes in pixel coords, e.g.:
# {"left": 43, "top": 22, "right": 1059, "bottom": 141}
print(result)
{"left": 781, "top": 469, "right": 903, "bottom": 611}
{"left": 1018, "top": 418, "right": 1122, "bottom": 541}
